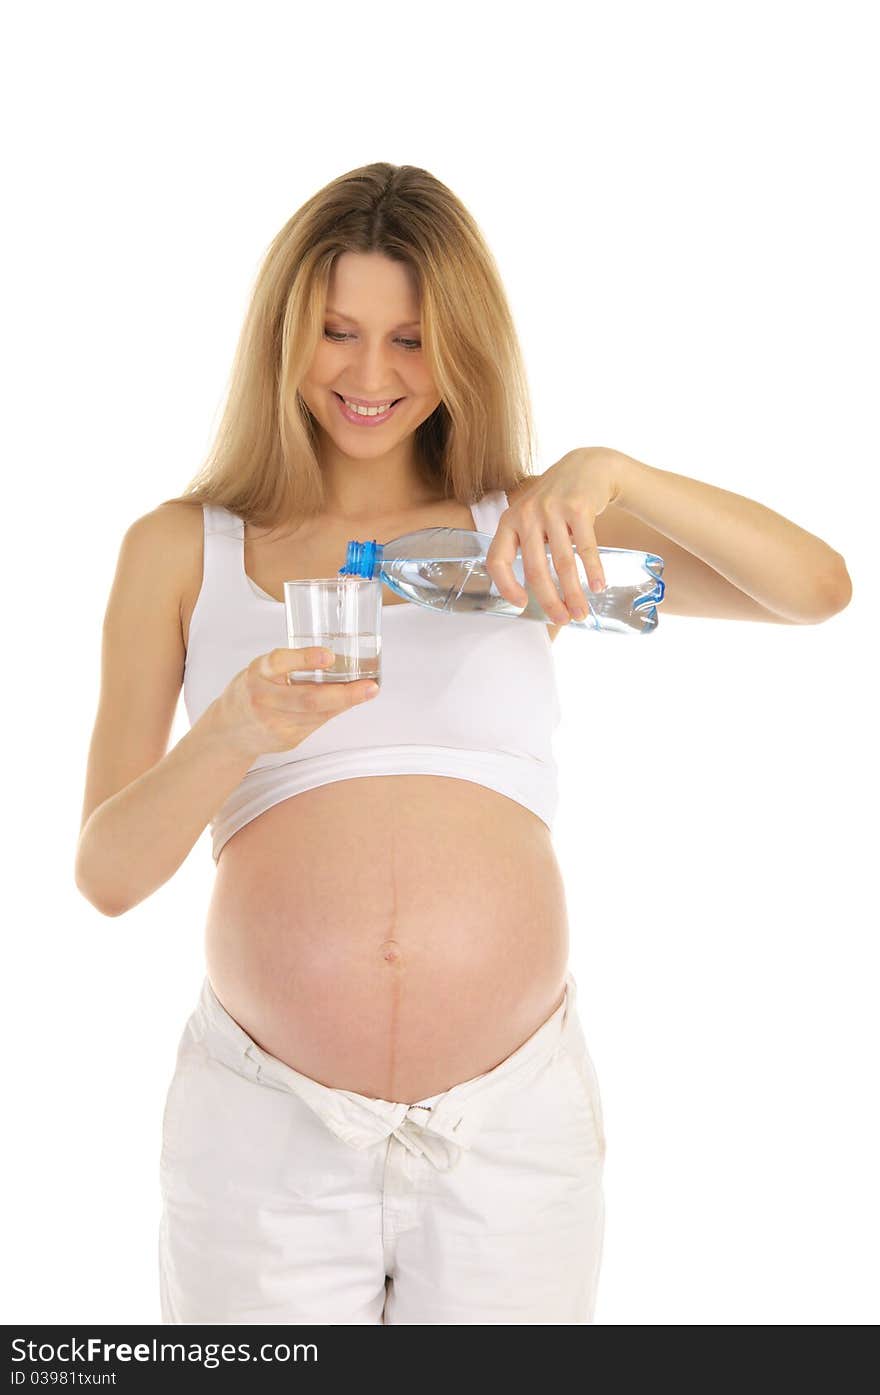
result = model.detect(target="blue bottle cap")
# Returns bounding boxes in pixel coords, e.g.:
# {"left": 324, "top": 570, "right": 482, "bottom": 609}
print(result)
{"left": 339, "top": 539, "right": 385, "bottom": 579}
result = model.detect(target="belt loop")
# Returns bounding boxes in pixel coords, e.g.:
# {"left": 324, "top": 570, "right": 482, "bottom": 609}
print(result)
{"left": 242, "top": 1042, "right": 263, "bottom": 1083}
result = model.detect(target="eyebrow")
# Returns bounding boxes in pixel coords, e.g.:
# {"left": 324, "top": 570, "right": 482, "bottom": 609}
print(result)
{"left": 325, "top": 308, "right": 421, "bottom": 329}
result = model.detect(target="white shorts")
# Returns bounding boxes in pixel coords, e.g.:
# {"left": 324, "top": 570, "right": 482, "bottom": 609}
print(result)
{"left": 158, "top": 971, "right": 607, "bottom": 1325}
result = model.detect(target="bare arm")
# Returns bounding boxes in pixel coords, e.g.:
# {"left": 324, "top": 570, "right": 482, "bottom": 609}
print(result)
{"left": 74, "top": 505, "right": 378, "bottom": 916}
{"left": 76, "top": 702, "right": 258, "bottom": 916}
{"left": 74, "top": 505, "right": 242, "bottom": 914}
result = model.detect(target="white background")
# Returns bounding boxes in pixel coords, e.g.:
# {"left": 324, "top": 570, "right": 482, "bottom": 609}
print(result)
{"left": 3, "top": 0, "right": 876, "bottom": 1325}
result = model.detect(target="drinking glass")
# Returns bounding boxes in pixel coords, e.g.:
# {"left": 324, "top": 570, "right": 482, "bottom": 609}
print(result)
{"left": 283, "top": 577, "right": 383, "bottom": 684}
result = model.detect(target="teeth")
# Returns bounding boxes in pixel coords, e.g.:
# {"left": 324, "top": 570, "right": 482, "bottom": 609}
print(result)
{"left": 342, "top": 397, "right": 393, "bottom": 416}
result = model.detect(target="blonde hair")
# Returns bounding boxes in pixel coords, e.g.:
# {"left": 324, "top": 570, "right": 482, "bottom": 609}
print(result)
{"left": 161, "top": 162, "right": 539, "bottom": 532}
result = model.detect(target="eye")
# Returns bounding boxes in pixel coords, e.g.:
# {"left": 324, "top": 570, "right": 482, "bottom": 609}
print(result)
{"left": 323, "top": 330, "right": 421, "bottom": 352}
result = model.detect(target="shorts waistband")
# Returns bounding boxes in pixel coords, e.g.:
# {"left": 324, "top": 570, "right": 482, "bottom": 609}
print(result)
{"left": 184, "top": 971, "right": 583, "bottom": 1171}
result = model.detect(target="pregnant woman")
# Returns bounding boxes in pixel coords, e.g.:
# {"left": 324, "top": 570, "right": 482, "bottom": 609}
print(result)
{"left": 75, "top": 163, "right": 851, "bottom": 1325}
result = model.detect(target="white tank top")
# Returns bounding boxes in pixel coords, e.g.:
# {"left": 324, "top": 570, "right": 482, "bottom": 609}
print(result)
{"left": 183, "top": 491, "right": 562, "bottom": 862}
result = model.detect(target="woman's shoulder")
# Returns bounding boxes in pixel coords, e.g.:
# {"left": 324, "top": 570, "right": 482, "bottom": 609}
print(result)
{"left": 139, "top": 499, "right": 206, "bottom": 560}
{"left": 115, "top": 499, "right": 204, "bottom": 556}
{"left": 123, "top": 501, "right": 206, "bottom": 619}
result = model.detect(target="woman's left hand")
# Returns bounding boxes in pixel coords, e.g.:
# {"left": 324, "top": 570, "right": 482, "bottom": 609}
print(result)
{"left": 485, "top": 447, "right": 627, "bottom": 624}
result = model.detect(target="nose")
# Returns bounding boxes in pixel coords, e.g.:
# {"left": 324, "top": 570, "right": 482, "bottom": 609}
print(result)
{"left": 345, "top": 337, "right": 403, "bottom": 398}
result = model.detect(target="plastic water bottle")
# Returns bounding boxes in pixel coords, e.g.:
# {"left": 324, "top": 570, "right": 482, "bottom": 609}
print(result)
{"left": 340, "top": 527, "right": 666, "bottom": 635}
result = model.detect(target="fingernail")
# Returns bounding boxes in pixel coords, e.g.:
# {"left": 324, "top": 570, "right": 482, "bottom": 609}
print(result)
{"left": 572, "top": 607, "right": 588, "bottom": 621}
{"left": 590, "top": 576, "right": 606, "bottom": 593}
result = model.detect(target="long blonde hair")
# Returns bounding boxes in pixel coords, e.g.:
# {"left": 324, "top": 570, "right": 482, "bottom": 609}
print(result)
{"left": 161, "top": 163, "right": 539, "bottom": 531}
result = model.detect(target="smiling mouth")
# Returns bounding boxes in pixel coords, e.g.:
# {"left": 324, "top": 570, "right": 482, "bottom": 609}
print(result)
{"left": 333, "top": 392, "right": 405, "bottom": 407}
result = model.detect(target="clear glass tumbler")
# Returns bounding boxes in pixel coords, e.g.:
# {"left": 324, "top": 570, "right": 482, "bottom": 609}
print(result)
{"left": 283, "top": 576, "right": 383, "bottom": 684}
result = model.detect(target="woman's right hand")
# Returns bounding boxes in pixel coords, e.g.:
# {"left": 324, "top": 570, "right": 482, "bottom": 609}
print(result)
{"left": 210, "top": 646, "right": 380, "bottom": 758}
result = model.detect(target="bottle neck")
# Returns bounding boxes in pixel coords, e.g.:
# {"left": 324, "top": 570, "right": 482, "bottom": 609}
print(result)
{"left": 340, "top": 538, "right": 385, "bottom": 579}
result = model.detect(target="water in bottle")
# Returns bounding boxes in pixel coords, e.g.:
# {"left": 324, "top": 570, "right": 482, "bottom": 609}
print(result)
{"left": 339, "top": 527, "right": 666, "bottom": 635}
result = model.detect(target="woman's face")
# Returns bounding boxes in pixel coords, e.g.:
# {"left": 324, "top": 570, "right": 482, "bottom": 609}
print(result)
{"left": 299, "top": 252, "right": 442, "bottom": 461}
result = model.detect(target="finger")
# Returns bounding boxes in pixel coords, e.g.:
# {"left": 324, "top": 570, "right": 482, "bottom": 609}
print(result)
{"left": 571, "top": 523, "right": 607, "bottom": 594}
{"left": 261, "top": 646, "right": 334, "bottom": 684}
{"left": 266, "top": 677, "right": 379, "bottom": 712}
{"left": 520, "top": 521, "right": 570, "bottom": 625}
{"left": 485, "top": 516, "right": 529, "bottom": 608}
{"left": 544, "top": 512, "right": 589, "bottom": 619}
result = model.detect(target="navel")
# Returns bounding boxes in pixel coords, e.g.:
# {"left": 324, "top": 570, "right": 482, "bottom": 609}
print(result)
{"left": 378, "top": 938, "right": 402, "bottom": 965}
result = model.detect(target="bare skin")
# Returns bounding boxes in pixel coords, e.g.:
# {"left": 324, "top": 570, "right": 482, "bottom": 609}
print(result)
{"left": 181, "top": 487, "right": 570, "bottom": 1105}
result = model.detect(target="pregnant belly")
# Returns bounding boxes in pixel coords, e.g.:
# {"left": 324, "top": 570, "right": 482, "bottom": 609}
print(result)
{"left": 204, "top": 775, "right": 570, "bottom": 1104}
